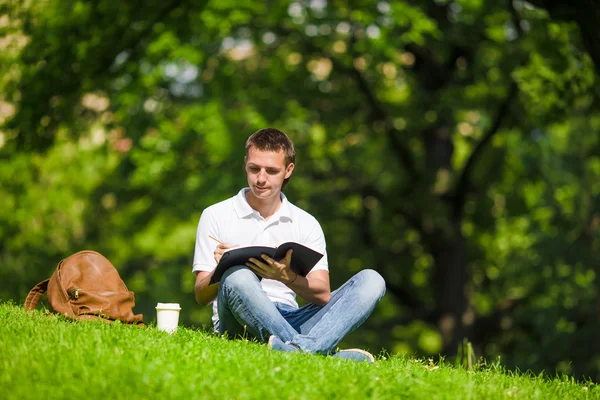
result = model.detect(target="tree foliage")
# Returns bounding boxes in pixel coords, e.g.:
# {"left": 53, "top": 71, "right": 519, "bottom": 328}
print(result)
{"left": 2, "top": 0, "right": 600, "bottom": 380}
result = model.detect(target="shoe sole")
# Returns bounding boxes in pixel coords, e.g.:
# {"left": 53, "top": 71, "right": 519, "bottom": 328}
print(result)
{"left": 335, "top": 348, "right": 375, "bottom": 363}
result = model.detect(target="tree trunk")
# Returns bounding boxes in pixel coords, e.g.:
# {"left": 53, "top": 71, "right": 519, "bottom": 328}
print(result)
{"left": 431, "top": 220, "right": 469, "bottom": 355}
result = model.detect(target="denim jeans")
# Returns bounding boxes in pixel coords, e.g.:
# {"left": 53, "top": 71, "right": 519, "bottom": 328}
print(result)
{"left": 216, "top": 265, "right": 386, "bottom": 354}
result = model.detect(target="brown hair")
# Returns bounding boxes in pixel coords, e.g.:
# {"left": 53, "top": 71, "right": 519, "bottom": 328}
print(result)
{"left": 245, "top": 128, "right": 296, "bottom": 188}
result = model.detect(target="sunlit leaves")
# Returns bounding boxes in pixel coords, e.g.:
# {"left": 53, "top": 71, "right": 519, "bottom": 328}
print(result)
{"left": 514, "top": 43, "right": 595, "bottom": 123}
{"left": 388, "top": 2, "right": 440, "bottom": 44}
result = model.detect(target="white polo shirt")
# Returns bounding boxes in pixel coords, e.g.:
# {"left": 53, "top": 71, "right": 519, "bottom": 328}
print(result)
{"left": 192, "top": 188, "right": 329, "bottom": 326}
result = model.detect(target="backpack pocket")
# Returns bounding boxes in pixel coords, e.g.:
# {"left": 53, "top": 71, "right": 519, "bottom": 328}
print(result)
{"left": 67, "top": 288, "right": 138, "bottom": 322}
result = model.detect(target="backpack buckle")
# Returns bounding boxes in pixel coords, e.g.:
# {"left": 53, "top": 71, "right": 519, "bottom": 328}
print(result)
{"left": 68, "top": 288, "right": 80, "bottom": 300}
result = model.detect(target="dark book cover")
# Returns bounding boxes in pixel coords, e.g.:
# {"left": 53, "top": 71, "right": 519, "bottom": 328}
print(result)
{"left": 209, "top": 242, "right": 324, "bottom": 284}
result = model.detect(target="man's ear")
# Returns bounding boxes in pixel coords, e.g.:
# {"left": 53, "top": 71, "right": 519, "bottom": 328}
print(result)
{"left": 285, "top": 162, "right": 295, "bottom": 179}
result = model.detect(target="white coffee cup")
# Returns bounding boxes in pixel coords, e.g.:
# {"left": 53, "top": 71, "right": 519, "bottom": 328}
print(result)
{"left": 155, "top": 303, "right": 181, "bottom": 334}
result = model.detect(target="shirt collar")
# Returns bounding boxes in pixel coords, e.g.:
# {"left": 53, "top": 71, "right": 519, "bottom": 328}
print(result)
{"left": 233, "top": 188, "right": 292, "bottom": 221}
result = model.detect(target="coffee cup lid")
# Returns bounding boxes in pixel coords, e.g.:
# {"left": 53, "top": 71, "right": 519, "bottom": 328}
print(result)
{"left": 155, "top": 302, "right": 181, "bottom": 311}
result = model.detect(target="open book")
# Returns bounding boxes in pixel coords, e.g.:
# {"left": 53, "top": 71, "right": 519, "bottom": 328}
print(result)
{"left": 209, "top": 242, "right": 324, "bottom": 284}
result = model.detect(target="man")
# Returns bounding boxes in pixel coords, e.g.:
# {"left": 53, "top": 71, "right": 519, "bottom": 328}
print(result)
{"left": 192, "top": 128, "right": 385, "bottom": 362}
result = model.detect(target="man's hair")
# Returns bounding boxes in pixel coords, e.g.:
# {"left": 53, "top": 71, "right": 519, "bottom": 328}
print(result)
{"left": 245, "top": 128, "right": 296, "bottom": 165}
{"left": 245, "top": 128, "right": 296, "bottom": 189}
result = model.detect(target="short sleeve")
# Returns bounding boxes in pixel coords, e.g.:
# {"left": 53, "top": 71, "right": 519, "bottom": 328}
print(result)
{"left": 304, "top": 217, "right": 329, "bottom": 273}
{"left": 192, "top": 208, "right": 219, "bottom": 274}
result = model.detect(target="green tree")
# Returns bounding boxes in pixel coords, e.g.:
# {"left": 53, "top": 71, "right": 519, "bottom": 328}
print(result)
{"left": 1, "top": 0, "right": 600, "bottom": 380}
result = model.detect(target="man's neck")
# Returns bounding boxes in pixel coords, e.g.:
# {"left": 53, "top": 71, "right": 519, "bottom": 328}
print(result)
{"left": 245, "top": 190, "right": 282, "bottom": 220}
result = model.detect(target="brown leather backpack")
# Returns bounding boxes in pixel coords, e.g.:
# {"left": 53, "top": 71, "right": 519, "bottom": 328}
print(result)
{"left": 24, "top": 250, "right": 144, "bottom": 324}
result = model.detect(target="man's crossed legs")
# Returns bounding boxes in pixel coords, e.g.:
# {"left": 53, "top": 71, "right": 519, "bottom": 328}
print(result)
{"left": 216, "top": 266, "right": 386, "bottom": 361}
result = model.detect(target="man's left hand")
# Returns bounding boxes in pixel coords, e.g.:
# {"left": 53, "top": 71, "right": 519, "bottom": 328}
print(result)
{"left": 246, "top": 249, "right": 296, "bottom": 284}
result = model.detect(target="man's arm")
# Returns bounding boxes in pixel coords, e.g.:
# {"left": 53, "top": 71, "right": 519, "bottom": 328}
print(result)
{"left": 247, "top": 249, "right": 331, "bottom": 306}
{"left": 285, "top": 269, "right": 330, "bottom": 306}
{"left": 194, "top": 270, "right": 219, "bottom": 306}
{"left": 194, "top": 242, "right": 238, "bottom": 306}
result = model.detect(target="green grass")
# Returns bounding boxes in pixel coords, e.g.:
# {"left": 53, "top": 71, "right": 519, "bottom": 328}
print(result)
{"left": 0, "top": 302, "right": 597, "bottom": 399}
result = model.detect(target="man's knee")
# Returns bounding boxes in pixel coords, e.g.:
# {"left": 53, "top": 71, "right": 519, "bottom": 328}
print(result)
{"left": 356, "top": 269, "right": 386, "bottom": 300}
{"left": 221, "top": 265, "right": 258, "bottom": 291}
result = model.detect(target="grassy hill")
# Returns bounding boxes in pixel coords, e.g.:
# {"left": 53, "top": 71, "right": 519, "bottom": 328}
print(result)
{"left": 0, "top": 302, "right": 596, "bottom": 399}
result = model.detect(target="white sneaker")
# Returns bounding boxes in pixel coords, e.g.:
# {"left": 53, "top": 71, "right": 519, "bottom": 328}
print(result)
{"left": 332, "top": 349, "right": 375, "bottom": 363}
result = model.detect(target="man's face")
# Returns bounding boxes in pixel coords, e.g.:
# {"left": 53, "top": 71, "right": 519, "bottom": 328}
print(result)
{"left": 245, "top": 147, "right": 294, "bottom": 201}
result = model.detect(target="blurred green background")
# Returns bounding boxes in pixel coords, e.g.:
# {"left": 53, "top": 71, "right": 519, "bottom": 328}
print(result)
{"left": 2, "top": 0, "right": 600, "bottom": 380}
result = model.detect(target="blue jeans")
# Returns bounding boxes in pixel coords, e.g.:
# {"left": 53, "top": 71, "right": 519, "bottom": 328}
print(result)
{"left": 216, "top": 266, "right": 386, "bottom": 354}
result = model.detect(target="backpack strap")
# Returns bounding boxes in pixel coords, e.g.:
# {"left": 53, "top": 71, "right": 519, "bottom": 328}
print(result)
{"left": 24, "top": 279, "right": 50, "bottom": 311}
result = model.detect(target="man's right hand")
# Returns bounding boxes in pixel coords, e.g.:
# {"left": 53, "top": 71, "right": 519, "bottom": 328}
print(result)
{"left": 213, "top": 243, "right": 239, "bottom": 264}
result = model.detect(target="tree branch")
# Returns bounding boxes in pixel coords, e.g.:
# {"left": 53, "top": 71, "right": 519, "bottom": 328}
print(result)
{"left": 451, "top": 0, "right": 525, "bottom": 221}
{"left": 347, "top": 65, "right": 420, "bottom": 180}
{"left": 452, "top": 0, "right": 523, "bottom": 219}
{"left": 274, "top": 24, "right": 420, "bottom": 181}
{"left": 96, "top": 0, "right": 188, "bottom": 75}
{"left": 452, "top": 80, "right": 518, "bottom": 220}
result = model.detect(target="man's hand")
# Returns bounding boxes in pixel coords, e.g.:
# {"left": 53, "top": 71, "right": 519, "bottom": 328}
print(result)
{"left": 246, "top": 249, "right": 296, "bottom": 284}
{"left": 213, "top": 242, "right": 239, "bottom": 264}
